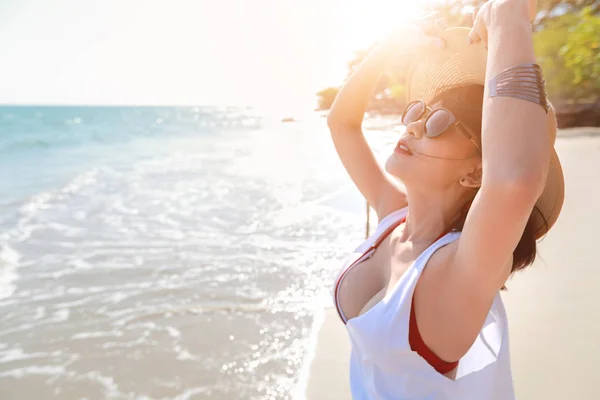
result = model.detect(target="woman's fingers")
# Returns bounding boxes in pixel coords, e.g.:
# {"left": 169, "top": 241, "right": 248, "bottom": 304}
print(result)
{"left": 468, "top": 20, "right": 482, "bottom": 45}
{"left": 468, "top": 0, "right": 535, "bottom": 47}
{"left": 390, "top": 11, "right": 445, "bottom": 52}
{"left": 418, "top": 12, "right": 444, "bottom": 36}
{"left": 472, "top": 5, "right": 481, "bottom": 23}
{"left": 468, "top": 4, "right": 488, "bottom": 46}
{"left": 435, "top": 18, "right": 447, "bottom": 31}
{"left": 415, "top": 12, "right": 446, "bottom": 48}
{"left": 415, "top": 11, "right": 439, "bottom": 25}
{"left": 529, "top": 0, "right": 538, "bottom": 22}
{"left": 469, "top": 5, "right": 481, "bottom": 43}
{"left": 468, "top": 23, "right": 487, "bottom": 47}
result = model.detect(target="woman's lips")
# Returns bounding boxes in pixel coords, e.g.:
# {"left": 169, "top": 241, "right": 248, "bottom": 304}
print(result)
{"left": 395, "top": 138, "right": 413, "bottom": 155}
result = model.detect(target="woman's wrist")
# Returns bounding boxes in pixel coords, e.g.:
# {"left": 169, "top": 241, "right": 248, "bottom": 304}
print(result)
{"left": 489, "top": 18, "right": 531, "bottom": 35}
{"left": 489, "top": 0, "right": 532, "bottom": 31}
{"left": 487, "top": 17, "right": 535, "bottom": 72}
{"left": 488, "top": 21, "right": 533, "bottom": 48}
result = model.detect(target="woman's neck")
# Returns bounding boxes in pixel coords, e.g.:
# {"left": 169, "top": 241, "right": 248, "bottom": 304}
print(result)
{"left": 401, "top": 189, "right": 465, "bottom": 245}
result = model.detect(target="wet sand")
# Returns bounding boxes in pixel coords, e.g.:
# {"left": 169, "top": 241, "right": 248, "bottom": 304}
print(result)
{"left": 305, "top": 132, "right": 600, "bottom": 399}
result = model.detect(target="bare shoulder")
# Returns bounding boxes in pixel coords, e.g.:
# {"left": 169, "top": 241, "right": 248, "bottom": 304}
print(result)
{"left": 413, "top": 238, "right": 511, "bottom": 362}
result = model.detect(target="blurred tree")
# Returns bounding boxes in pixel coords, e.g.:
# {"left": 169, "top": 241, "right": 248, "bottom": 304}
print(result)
{"left": 533, "top": 11, "right": 580, "bottom": 103}
{"left": 427, "top": 0, "right": 599, "bottom": 28}
{"left": 560, "top": 6, "right": 600, "bottom": 102}
{"left": 389, "top": 83, "right": 406, "bottom": 101}
{"left": 534, "top": 6, "right": 600, "bottom": 104}
{"left": 535, "top": 0, "right": 599, "bottom": 25}
{"left": 317, "top": 0, "right": 600, "bottom": 120}
{"left": 316, "top": 87, "right": 340, "bottom": 110}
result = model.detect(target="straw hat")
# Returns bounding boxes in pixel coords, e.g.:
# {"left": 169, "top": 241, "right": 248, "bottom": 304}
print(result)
{"left": 405, "top": 27, "right": 564, "bottom": 240}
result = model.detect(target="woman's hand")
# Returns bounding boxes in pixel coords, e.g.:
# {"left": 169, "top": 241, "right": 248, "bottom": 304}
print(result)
{"left": 468, "top": 0, "right": 537, "bottom": 47}
{"left": 325, "top": 13, "right": 448, "bottom": 221}
{"left": 381, "top": 13, "right": 447, "bottom": 57}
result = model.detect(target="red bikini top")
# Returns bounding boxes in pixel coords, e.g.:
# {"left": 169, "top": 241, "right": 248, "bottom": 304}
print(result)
{"left": 335, "top": 214, "right": 459, "bottom": 374}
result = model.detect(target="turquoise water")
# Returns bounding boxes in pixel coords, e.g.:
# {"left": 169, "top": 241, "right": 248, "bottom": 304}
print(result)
{"left": 1, "top": 106, "right": 262, "bottom": 215}
{"left": 0, "top": 106, "right": 376, "bottom": 399}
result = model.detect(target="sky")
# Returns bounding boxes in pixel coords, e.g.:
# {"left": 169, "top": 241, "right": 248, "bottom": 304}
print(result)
{"left": 0, "top": 0, "right": 425, "bottom": 110}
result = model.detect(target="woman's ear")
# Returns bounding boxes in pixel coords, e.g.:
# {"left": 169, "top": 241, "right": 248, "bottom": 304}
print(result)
{"left": 459, "top": 165, "right": 482, "bottom": 188}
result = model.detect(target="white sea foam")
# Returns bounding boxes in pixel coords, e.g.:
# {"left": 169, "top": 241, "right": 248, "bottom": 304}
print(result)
{"left": 71, "top": 331, "right": 123, "bottom": 340}
{"left": 0, "top": 110, "right": 370, "bottom": 399}
{"left": 0, "top": 244, "right": 20, "bottom": 300}
{"left": 0, "top": 365, "right": 65, "bottom": 378}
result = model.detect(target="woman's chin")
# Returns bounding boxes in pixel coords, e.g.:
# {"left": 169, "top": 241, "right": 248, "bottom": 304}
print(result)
{"left": 385, "top": 151, "right": 429, "bottom": 188}
{"left": 385, "top": 151, "right": 411, "bottom": 179}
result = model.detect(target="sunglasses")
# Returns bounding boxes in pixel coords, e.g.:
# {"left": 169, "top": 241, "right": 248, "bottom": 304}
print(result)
{"left": 402, "top": 100, "right": 482, "bottom": 154}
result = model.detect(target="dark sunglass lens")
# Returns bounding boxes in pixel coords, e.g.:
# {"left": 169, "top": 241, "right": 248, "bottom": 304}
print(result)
{"left": 403, "top": 102, "right": 424, "bottom": 125}
{"left": 425, "top": 110, "right": 452, "bottom": 137}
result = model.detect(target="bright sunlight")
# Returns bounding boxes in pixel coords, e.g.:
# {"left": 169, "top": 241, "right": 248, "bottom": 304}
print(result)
{"left": 342, "top": 0, "right": 423, "bottom": 52}
{"left": 0, "top": 0, "right": 427, "bottom": 111}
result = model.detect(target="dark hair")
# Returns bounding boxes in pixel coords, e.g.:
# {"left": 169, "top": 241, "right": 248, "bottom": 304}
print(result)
{"left": 430, "top": 84, "right": 546, "bottom": 279}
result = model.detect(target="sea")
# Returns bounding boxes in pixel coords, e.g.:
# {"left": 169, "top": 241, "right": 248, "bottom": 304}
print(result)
{"left": 0, "top": 106, "right": 401, "bottom": 400}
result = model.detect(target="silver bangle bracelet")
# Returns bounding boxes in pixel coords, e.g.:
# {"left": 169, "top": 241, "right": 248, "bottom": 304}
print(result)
{"left": 488, "top": 63, "right": 549, "bottom": 113}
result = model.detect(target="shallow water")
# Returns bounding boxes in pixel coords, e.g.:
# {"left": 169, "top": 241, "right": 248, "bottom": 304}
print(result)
{"left": 0, "top": 106, "right": 400, "bottom": 399}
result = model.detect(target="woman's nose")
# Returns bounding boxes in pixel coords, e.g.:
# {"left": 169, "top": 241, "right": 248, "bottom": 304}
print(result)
{"left": 405, "top": 120, "right": 425, "bottom": 139}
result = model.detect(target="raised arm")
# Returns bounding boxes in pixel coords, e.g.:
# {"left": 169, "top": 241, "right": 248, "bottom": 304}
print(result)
{"left": 411, "top": 0, "right": 552, "bottom": 364}
{"left": 327, "top": 19, "right": 445, "bottom": 220}
{"left": 453, "top": 0, "right": 550, "bottom": 292}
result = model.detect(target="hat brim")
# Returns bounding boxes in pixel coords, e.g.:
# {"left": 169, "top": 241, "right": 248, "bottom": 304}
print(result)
{"left": 405, "top": 27, "right": 565, "bottom": 240}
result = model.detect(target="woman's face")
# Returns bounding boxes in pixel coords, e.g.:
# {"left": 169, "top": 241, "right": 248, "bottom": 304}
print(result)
{"left": 385, "top": 101, "right": 481, "bottom": 191}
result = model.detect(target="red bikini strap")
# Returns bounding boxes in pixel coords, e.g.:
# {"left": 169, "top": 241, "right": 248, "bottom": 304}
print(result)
{"left": 368, "top": 214, "right": 407, "bottom": 252}
{"left": 334, "top": 213, "right": 407, "bottom": 324}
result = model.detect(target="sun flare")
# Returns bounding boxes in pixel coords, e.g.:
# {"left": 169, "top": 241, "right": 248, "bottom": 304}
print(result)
{"left": 343, "top": 0, "right": 425, "bottom": 53}
{"left": 1, "top": 0, "right": 431, "bottom": 110}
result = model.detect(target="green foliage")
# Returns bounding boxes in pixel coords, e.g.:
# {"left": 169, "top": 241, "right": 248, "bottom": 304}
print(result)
{"left": 426, "top": 0, "right": 599, "bottom": 28}
{"left": 560, "top": 6, "right": 600, "bottom": 101}
{"left": 316, "top": 87, "right": 339, "bottom": 110}
{"left": 316, "top": 0, "right": 600, "bottom": 111}
{"left": 536, "top": 0, "right": 599, "bottom": 25}
{"left": 533, "top": 12, "right": 579, "bottom": 103}
{"left": 389, "top": 84, "right": 406, "bottom": 100}
{"left": 534, "top": 6, "right": 600, "bottom": 104}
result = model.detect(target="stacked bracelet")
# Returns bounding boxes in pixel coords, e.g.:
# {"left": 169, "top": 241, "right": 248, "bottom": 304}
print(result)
{"left": 488, "top": 63, "right": 549, "bottom": 113}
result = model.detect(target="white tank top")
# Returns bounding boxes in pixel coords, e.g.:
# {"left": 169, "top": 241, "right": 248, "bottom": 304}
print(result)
{"left": 332, "top": 208, "right": 515, "bottom": 399}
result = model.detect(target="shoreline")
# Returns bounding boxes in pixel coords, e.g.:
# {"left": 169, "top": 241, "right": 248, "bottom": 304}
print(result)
{"left": 303, "top": 307, "right": 351, "bottom": 400}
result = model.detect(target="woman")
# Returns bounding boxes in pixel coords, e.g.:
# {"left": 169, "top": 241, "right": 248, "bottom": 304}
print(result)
{"left": 328, "top": 0, "right": 564, "bottom": 398}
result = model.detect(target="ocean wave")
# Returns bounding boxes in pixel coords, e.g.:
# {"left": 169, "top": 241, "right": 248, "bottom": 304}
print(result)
{"left": 0, "top": 168, "right": 105, "bottom": 245}
{"left": 0, "top": 111, "right": 364, "bottom": 399}
{"left": 0, "top": 244, "right": 20, "bottom": 300}
{"left": 0, "top": 106, "right": 267, "bottom": 155}
{"left": 19, "top": 168, "right": 102, "bottom": 217}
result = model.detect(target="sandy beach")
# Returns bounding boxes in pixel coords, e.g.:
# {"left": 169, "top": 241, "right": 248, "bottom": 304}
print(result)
{"left": 305, "top": 130, "right": 600, "bottom": 400}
